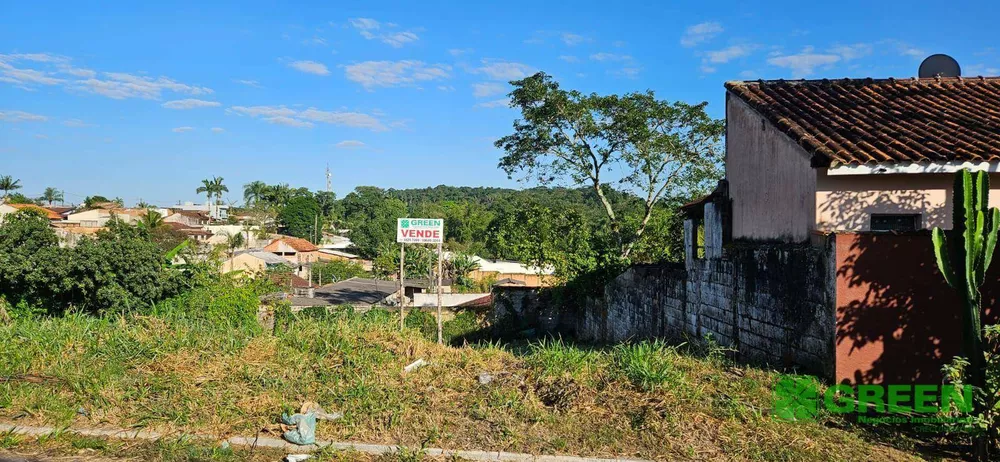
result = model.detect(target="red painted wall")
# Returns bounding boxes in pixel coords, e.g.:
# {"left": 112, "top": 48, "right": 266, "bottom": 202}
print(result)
{"left": 835, "top": 233, "right": 999, "bottom": 384}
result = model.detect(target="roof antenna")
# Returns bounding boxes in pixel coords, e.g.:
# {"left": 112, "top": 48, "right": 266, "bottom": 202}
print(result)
{"left": 918, "top": 54, "right": 961, "bottom": 78}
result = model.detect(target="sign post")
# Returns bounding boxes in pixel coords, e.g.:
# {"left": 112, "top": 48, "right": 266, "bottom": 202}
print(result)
{"left": 397, "top": 218, "right": 445, "bottom": 344}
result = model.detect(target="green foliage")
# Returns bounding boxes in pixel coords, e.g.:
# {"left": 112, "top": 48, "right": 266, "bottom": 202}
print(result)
{"left": 39, "top": 187, "right": 63, "bottom": 206}
{"left": 83, "top": 195, "right": 114, "bottom": 209}
{"left": 932, "top": 169, "right": 1000, "bottom": 459}
{"left": 612, "top": 340, "right": 683, "bottom": 391}
{"left": 372, "top": 243, "right": 436, "bottom": 280}
{"left": 310, "top": 260, "right": 368, "bottom": 285}
{"left": 277, "top": 195, "right": 321, "bottom": 242}
{"left": 0, "top": 211, "right": 182, "bottom": 315}
{"left": 0, "top": 175, "right": 22, "bottom": 199}
{"left": 3, "top": 192, "right": 36, "bottom": 204}
{"left": 342, "top": 187, "right": 407, "bottom": 258}
{"left": 932, "top": 170, "right": 999, "bottom": 390}
{"left": 496, "top": 72, "right": 724, "bottom": 259}
{"left": 485, "top": 198, "right": 603, "bottom": 281}
{"left": 196, "top": 176, "right": 229, "bottom": 206}
{"left": 449, "top": 252, "right": 480, "bottom": 289}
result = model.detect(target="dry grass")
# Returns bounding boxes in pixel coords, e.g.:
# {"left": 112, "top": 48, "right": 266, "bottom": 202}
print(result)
{"left": 0, "top": 307, "right": 937, "bottom": 461}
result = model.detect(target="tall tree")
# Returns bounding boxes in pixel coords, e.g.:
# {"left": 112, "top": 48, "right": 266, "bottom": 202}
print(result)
{"left": 0, "top": 175, "right": 22, "bottom": 200}
{"left": 277, "top": 195, "right": 321, "bottom": 242}
{"left": 137, "top": 209, "right": 166, "bottom": 231}
{"left": 341, "top": 187, "right": 407, "bottom": 258}
{"left": 243, "top": 181, "right": 268, "bottom": 207}
{"left": 496, "top": 72, "right": 724, "bottom": 259}
{"left": 39, "top": 187, "right": 63, "bottom": 206}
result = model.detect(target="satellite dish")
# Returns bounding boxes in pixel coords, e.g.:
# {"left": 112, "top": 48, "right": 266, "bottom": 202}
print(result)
{"left": 919, "top": 54, "right": 961, "bottom": 78}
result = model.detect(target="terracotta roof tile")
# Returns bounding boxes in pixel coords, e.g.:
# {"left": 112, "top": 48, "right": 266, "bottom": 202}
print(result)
{"left": 8, "top": 204, "right": 62, "bottom": 220}
{"left": 265, "top": 237, "right": 319, "bottom": 253}
{"left": 725, "top": 76, "right": 1000, "bottom": 166}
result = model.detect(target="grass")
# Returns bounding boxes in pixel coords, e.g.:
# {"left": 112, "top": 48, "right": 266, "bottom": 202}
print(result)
{"left": 0, "top": 298, "right": 934, "bottom": 461}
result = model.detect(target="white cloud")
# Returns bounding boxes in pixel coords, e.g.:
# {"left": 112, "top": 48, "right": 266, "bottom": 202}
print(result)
{"left": 767, "top": 49, "right": 841, "bottom": 78}
{"left": 473, "top": 60, "right": 532, "bottom": 81}
{"left": 227, "top": 105, "right": 386, "bottom": 131}
{"left": 0, "top": 110, "right": 47, "bottom": 122}
{"left": 561, "top": 33, "right": 589, "bottom": 46}
{"left": 349, "top": 18, "right": 381, "bottom": 31}
{"left": 887, "top": 40, "right": 925, "bottom": 58}
{"left": 472, "top": 82, "right": 506, "bottom": 98}
{"left": 590, "top": 52, "right": 632, "bottom": 62}
{"left": 211, "top": 127, "right": 225, "bottom": 133}
{"left": 829, "top": 43, "right": 873, "bottom": 61}
{"left": 0, "top": 66, "right": 65, "bottom": 86}
{"left": 162, "top": 98, "right": 222, "bottom": 110}
{"left": 335, "top": 140, "right": 367, "bottom": 149}
{"left": 348, "top": 17, "right": 420, "bottom": 48}
{"left": 613, "top": 67, "right": 642, "bottom": 78}
{"left": 234, "top": 79, "right": 262, "bottom": 88}
{"left": 298, "top": 108, "right": 385, "bottom": 130}
{"left": 559, "top": 55, "right": 579, "bottom": 63}
{"left": 437, "top": 85, "right": 455, "bottom": 91}
{"left": 59, "top": 66, "right": 96, "bottom": 78}
{"left": 71, "top": 72, "right": 212, "bottom": 100}
{"left": 288, "top": 60, "right": 330, "bottom": 76}
{"left": 344, "top": 60, "right": 451, "bottom": 89}
{"left": 172, "top": 126, "right": 194, "bottom": 133}
{"left": 265, "top": 116, "right": 313, "bottom": 128}
{"left": 704, "top": 44, "right": 757, "bottom": 64}
{"left": 448, "top": 48, "right": 473, "bottom": 57}
{"left": 382, "top": 31, "right": 419, "bottom": 48}
{"left": 965, "top": 64, "right": 1000, "bottom": 76}
{"left": 302, "top": 36, "right": 327, "bottom": 46}
{"left": 681, "top": 22, "right": 723, "bottom": 47}
{"left": 475, "top": 98, "right": 511, "bottom": 109}
{"left": 63, "top": 118, "right": 96, "bottom": 127}
{"left": 0, "top": 53, "right": 68, "bottom": 63}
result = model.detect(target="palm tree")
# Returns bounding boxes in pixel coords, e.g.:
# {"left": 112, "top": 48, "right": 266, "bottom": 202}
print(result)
{"left": 450, "top": 253, "right": 481, "bottom": 287}
{"left": 40, "top": 187, "right": 63, "bottom": 206}
{"left": 0, "top": 175, "right": 22, "bottom": 200}
{"left": 138, "top": 209, "right": 166, "bottom": 231}
{"left": 243, "top": 181, "right": 268, "bottom": 207}
{"left": 225, "top": 231, "right": 246, "bottom": 257}
{"left": 196, "top": 176, "right": 228, "bottom": 220}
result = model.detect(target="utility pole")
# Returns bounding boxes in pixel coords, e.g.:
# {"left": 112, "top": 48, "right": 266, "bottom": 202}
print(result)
{"left": 399, "top": 243, "right": 406, "bottom": 330}
{"left": 437, "top": 241, "right": 443, "bottom": 345}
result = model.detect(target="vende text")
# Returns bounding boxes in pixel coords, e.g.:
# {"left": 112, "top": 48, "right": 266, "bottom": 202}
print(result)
{"left": 399, "top": 229, "right": 442, "bottom": 239}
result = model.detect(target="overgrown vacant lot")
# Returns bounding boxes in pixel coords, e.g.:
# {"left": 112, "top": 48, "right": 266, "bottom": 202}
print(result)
{"left": 0, "top": 306, "right": 923, "bottom": 461}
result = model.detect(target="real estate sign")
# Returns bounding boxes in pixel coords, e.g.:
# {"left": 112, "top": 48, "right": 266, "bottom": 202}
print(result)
{"left": 396, "top": 218, "right": 444, "bottom": 244}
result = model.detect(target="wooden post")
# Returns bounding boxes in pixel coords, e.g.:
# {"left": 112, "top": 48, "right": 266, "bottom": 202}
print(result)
{"left": 436, "top": 241, "right": 443, "bottom": 344}
{"left": 399, "top": 243, "right": 406, "bottom": 331}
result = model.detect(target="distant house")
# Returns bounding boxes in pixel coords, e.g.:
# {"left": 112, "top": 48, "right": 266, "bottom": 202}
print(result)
{"left": 171, "top": 201, "right": 229, "bottom": 221}
{"left": 265, "top": 237, "right": 320, "bottom": 262}
{"left": 723, "top": 76, "right": 1000, "bottom": 240}
{"left": 64, "top": 207, "right": 164, "bottom": 228}
{"left": 317, "top": 248, "right": 373, "bottom": 271}
{"left": 288, "top": 277, "right": 398, "bottom": 308}
{"left": 165, "top": 210, "right": 209, "bottom": 227}
{"left": 221, "top": 250, "right": 290, "bottom": 274}
{"left": 0, "top": 203, "right": 62, "bottom": 222}
{"left": 463, "top": 255, "right": 556, "bottom": 287}
{"left": 165, "top": 222, "right": 213, "bottom": 243}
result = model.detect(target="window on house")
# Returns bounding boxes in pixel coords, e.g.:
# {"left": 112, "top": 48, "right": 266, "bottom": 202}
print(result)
{"left": 870, "top": 214, "right": 921, "bottom": 232}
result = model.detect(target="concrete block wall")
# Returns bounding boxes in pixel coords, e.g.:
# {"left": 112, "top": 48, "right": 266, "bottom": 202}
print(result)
{"left": 571, "top": 239, "right": 836, "bottom": 379}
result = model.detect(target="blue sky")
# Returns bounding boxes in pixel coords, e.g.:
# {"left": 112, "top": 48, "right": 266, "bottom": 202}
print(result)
{"left": 1, "top": 1, "right": 997, "bottom": 206}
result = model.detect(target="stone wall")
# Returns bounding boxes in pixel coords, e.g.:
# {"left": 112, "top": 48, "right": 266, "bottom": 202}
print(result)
{"left": 492, "top": 241, "right": 837, "bottom": 380}
{"left": 571, "top": 240, "right": 836, "bottom": 379}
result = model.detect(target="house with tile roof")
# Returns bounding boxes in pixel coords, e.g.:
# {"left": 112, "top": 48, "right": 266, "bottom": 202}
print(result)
{"left": 0, "top": 203, "right": 62, "bottom": 221}
{"left": 722, "top": 76, "right": 1000, "bottom": 241}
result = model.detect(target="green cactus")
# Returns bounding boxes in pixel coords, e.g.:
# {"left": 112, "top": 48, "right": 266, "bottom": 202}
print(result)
{"left": 932, "top": 169, "right": 1000, "bottom": 389}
